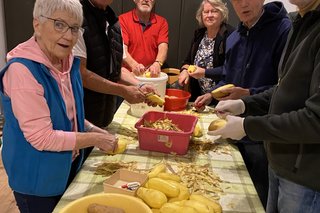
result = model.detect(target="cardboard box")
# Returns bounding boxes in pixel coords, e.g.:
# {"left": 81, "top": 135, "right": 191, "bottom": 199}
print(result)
{"left": 135, "top": 111, "right": 198, "bottom": 155}
{"left": 103, "top": 169, "right": 148, "bottom": 196}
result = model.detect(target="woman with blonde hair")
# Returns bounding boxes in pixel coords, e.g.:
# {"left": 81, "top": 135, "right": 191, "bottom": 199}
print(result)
{"left": 178, "top": 0, "right": 234, "bottom": 101}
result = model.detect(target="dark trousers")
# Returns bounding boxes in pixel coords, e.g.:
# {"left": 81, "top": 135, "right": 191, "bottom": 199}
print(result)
{"left": 237, "top": 141, "right": 269, "bottom": 209}
{"left": 116, "top": 96, "right": 124, "bottom": 110}
{"left": 83, "top": 146, "right": 94, "bottom": 162}
{"left": 14, "top": 191, "right": 61, "bottom": 213}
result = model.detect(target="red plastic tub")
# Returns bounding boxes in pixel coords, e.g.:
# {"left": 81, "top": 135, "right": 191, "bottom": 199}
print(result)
{"left": 164, "top": 89, "right": 191, "bottom": 111}
{"left": 134, "top": 111, "right": 198, "bottom": 155}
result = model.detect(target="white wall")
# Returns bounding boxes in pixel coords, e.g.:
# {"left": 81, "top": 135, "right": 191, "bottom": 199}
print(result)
{"left": 265, "top": 0, "right": 298, "bottom": 12}
{"left": 0, "top": 0, "right": 6, "bottom": 68}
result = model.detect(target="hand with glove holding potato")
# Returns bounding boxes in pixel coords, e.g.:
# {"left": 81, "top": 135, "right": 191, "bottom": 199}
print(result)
{"left": 208, "top": 115, "right": 246, "bottom": 140}
{"left": 207, "top": 99, "right": 247, "bottom": 140}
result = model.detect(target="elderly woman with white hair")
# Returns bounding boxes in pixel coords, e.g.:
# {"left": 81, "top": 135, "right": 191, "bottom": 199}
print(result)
{"left": 178, "top": 0, "right": 234, "bottom": 102}
{"left": 0, "top": 0, "right": 118, "bottom": 212}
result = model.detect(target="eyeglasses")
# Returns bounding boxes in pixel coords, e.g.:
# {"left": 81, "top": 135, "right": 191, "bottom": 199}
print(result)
{"left": 40, "top": 15, "right": 81, "bottom": 36}
{"left": 202, "top": 9, "right": 220, "bottom": 16}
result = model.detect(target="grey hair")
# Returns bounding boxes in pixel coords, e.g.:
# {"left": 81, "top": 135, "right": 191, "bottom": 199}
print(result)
{"left": 33, "top": 0, "right": 83, "bottom": 25}
{"left": 196, "top": 0, "right": 229, "bottom": 27}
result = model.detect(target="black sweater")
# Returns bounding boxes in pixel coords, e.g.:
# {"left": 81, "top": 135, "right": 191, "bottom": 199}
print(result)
{"left": 242, "top": 6, "right": 320, "bottom": 191}
{"left": 81, "top": 0, "right": 123, "bottom": 127}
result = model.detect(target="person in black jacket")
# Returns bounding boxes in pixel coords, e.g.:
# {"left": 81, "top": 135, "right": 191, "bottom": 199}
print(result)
{"left": 73, "top": 0, "right": 155, "bottom": 129}
{"left": 209, "top": 0, "right": 320, "bottom": 212}
{"left": 73, "top": 0, "right": 156, "bottom": 161}
{"left": 178, "top": 0, "right": 234, "bottom": 102}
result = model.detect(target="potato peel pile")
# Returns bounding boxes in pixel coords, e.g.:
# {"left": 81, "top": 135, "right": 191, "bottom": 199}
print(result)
{"left": 143, "top": 118, "right": 182, "bottom": 132}
{"left": 176, "top": 163, "right": 223, "bottom": 200}
{"left": 94, "top": 161, "right": 137, "bottom": 176}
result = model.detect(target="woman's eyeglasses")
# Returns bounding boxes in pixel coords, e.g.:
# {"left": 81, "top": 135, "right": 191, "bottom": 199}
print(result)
{"left": 40, "top": 15, "right": 81, "bottom": 36}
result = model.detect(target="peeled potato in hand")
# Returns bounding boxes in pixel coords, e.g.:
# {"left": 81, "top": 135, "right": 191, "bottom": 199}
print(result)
{"left": 211, "top": 84, "right": 235, "bottom": 99}
{"left": 144, "top": 71, "right": 151, "bottom": 78}
{"left": 106, "top": 139, "right": 127, "bottom": 155}
{"left": 208, "top": 119, "right": 227, "bottom": 131}
{"left": 188, "top": 65, "right": 196, "bottom": 73}
{"left": 146, "top": 93, "right": 165, "bottom": 106}
{"left": 144, "top": 70, "right": 159, "bottom": 78}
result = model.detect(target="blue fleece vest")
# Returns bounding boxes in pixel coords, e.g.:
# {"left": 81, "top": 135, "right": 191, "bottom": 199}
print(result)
{"left": 0, "top": 57, "right": 85, "bottom": 196}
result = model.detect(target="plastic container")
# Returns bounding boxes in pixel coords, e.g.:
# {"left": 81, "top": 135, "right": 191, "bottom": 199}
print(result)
{"left": 164, "top": 89, "right": 191, "bottom": 111}
{"left": 60, "top": 193, "right": 152, "bottom": 213}
{"left": 134, "top": 111, "right": 198, "bottom": 155}
{"left": 130, "top": 72, "right": 168, "bottom": 117}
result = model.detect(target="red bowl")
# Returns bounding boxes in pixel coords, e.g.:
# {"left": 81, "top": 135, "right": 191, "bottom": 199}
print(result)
{"left": 164, "top": 89, "right": 191, "bottom": 111}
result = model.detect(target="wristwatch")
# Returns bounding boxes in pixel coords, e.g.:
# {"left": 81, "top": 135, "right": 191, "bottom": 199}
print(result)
{"left": 155, "top": 60, "right": 163, "bottom": 67}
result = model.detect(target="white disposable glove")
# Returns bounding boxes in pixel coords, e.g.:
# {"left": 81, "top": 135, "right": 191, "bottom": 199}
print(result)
{"left": 215, "top": 99, "right": 245, "bottom": 116}
{"left": 208, "top": 115, "right": 246, "bottom": 140}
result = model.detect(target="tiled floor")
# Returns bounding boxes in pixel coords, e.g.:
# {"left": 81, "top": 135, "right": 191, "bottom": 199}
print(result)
{"left": 0, "top": 152, "right": 19, "bottom": 213}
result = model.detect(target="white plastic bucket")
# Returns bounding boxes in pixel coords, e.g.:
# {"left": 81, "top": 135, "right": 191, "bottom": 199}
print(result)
{"left": 130, "top": 72, "right": 168, "bottom": 117}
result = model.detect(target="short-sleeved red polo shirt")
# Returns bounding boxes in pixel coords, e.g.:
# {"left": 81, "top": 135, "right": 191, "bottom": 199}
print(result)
{"left": 119, "top": 9, "right": 169, "bottom": 69}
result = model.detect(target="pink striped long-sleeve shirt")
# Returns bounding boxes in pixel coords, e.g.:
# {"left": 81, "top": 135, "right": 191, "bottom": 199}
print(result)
{"left": 2, "top": 37, "right": 77, "bottom": 151}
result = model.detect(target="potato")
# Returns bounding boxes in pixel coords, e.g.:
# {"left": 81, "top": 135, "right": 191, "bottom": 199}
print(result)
{"left": 148, "top": 163, "right": 167, "bottom": 178}
{"left": 187, "top": 65, "right": 196, "bottom": 73}
{"left": 106, "top": 139, "right": 127, "bottom": 155}
{"left": 189, "top": 194, "right": 222, "bottom": 213}
{"left": 208, "top": 119, "right": 227, "bottom": 131}
{"left": 211, "top": 84, "right": 235, "bottom": 99}
{"left": 87, "top": 203, "right": 125, "bottom": 213}
{"left": 192, "top": 123, "right": 203, "bottom": 137}
{"left": 136, "top": 187, "right": 167, "bottom": 209}
{"left": 144, "top": 71, "right": 151, "bottom": 78}
{"left": 146, "top": 93, "right": 165, "bottom": 107}
{"left": 147, "top": 178, "right": 180, "bottom": 198}
{"left": 157, "top": 172, "right": 181, "bottom": 182}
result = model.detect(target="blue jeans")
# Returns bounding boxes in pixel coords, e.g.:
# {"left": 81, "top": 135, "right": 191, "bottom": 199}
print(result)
{"left": 267, "top": 167, "right": 320, "bottom": 213}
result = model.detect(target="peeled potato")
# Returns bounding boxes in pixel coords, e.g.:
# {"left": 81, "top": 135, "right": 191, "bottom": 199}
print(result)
{"left": 106, "top": 139, "right": 127, "bottom": 155}
{"left": 144, "top": 71, "right": 151, "bottom": 78}
{"left": 208, "top": 119, "right": 227, "bottom": 131}
{"left": 211, "top": 84, "right": 235, "bottom": 98}
{"left": 188, "top": 65, "right": 196, "bottom": 73}
{"left": 192, "top": 123, "right": 203, "bottom": 137}
{"left": 144, "top": 71, "right": 159, "bottom": 78}
{"left": 146, "top": 93, "right": 165, "bottom": 106}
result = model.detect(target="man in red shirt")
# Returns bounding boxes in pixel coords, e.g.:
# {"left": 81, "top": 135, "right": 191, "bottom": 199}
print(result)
{"left": 119, "top": 0, "right": 169, "bottom": 77}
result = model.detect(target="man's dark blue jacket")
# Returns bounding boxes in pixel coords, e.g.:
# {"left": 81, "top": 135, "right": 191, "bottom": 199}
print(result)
{"left": 206, "top": 1, "right": 291, "bottom": 95}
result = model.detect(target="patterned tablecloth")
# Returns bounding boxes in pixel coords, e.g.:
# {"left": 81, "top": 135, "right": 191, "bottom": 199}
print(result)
{"left": 53, "top": 103, "right": 265, "bottom": 213}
